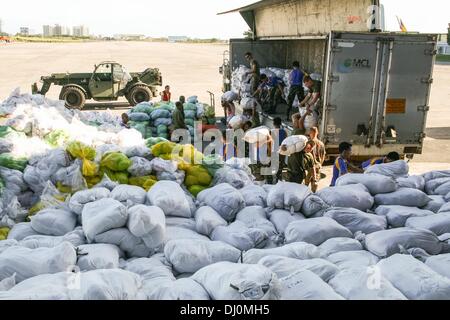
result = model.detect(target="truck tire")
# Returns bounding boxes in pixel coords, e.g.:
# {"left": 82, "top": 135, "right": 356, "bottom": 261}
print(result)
{"left": 60, "top": 86, "right": 86, "bottom": 109}
{"left": 127, "top": 85, "right": 152, "bottom": 106}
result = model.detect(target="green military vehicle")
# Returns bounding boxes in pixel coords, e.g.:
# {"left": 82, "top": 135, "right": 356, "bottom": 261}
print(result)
{"left": 32, "top": 61, "right": 162, "bottom": 109}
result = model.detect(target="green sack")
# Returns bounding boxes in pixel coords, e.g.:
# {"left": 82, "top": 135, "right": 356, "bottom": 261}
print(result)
{"left": 188, "top": 185, "right": 208, "bottom": 197}
{"left": 102, "top": 168, "right": 129, "bottom": 184}
{"left": 100, "top": 152, "right": 131, "bottom": 171}
{"left": 0, "top": 153, "right": 28, "bottom": 171}
{"left": 145, "top": 137, "right": 168, "bottom": 149}
{"left": 0, "top": 126, "right": 26, "bottom": 139}
{"left": 202, "top": 154, "right": 224, "bottom": 176}
{"left": 157, "top": 125, "right": 168, "bottom": 135}
{"left": 132, "top": 103, "right": 154, "bottom": 115}
{"left": 0, "top": 176, "right": 5, "bottom": 196}
{"left": 185, "top": 118, "right": 195, "bottom": 127}
{"left": 66, "top": 141, "right": 96, "bottom": 160}
{"left": 130, "top": 121, "right": 149, "bottom": 138}
{"left": 183, "top": 103, "right": 197, "bottom": 111}
{"left": 44, "top": 130, "right": 70, "bottom": 147}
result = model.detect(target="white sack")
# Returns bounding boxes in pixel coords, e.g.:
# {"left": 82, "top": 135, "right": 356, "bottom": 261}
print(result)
{"left": 110, "top": 184, "right": 146, "bottom": 207}
{"left": 194, "top": 206, "right": 227, "bottom": 236}
{"left": 405, "top": 213, "right": 450, "bottom": 236}
{"left": 147, "top": 181, "right": 191, "bottom": 218}
{"left": 242, "top": 242, "right": 322, "bottom": 264}
{"left": 76, "top": 243, "right": 122, "bottom": 271}
{"left": 317, "top": 184, "right": 374, "bottom": 212}
{"left": 69, "top": 187, "right": 111, "bottom": 215}
{"left": 336, "top": 173, "right": 397, "bottom": 195}
{"left": 374, "top": 188, "right": 430, "bottom": 207}
{"left": 374, "top": 205, "right": 434, "bottom": 228}
{"left": 30, "top": 208, "right": 77, "bottom": 236}
{"left": 127, "top": 205, "right": 165, "bottom": 249}
{"left": 323, "top": 207, "right": 387, "bottom": 234}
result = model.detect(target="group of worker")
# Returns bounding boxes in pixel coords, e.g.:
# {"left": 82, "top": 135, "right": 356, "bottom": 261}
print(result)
{"left": 220, "top": 51, "right": 401, "bottom": 191}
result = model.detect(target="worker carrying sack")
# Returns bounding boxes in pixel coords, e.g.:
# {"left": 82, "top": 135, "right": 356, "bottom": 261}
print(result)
{"left": 279, "top": 135, "right": 308, "bottom": 156}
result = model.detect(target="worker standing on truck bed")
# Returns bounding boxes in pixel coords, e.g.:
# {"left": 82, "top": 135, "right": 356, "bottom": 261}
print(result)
{"left": 300, "top": 75, "right": 322, "bottom": 111}
{"left": 361, "top": 152, "right": 400, "bottom": 170}
{"left": 305, "top": 127, "right": 326, "bottom": 192}
{"left": 286, "top": 61, "right": 305, "bottom": 120}
{"left": 253, "top": 74, "right": 285, "bottom": 114}
{"left": 291, "top": 108, "right": 312, "bottom": 135}
{"left": 244, "top": 52, "right": 261, "bottom": 94}
{"left": 330, "top": 142, "right": 364, "bottom": 186}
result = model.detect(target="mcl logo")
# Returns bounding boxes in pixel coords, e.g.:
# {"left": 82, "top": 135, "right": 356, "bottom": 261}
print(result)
{"left": 338, "top": 58, "right": 371, "bottom": 73}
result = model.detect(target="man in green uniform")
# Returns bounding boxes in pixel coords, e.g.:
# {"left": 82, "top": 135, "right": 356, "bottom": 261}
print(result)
{"left": 284, "top": 140, "right": 316, "bottom": 184}
{"left": 172, "top": 101, "right": 187, "bottom": 130}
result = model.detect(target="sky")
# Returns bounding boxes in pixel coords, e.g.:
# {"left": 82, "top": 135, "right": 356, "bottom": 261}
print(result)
{"left": 0, "top": 0, "right": 449, "bottom": 38}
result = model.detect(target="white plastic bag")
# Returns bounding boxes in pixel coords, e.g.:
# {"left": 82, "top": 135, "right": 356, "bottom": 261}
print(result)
{"left": 76, "top": 243, "right": 122, "bottom": 271}
{"left": 268, "top": 209, "right": 304, "bottom": 234}
{"left": 405, "top": 213, "right": 450, "bottom": 236}
{"left": 197, "top": 183, "right": 245, "bottom": 222}
{"left": 69, "top": 187, "right": 111, "bottom": 215}
{"left": 336, "top": 173, "right": 397, "bottom": 195}
{"left": 364, "top": 160, "right": 409, "bottom": 178}
{"left": 362, "top": 227, "right": 443, "bottom": 257}
{"left": 191, "top": 262, "right": 281, "bottom": 300}
{"left": 374, "top": 188, "right": 430, "bottom": 207}
{"left": 378, "top": 254, "right": 450, "bottom": 300}
{"left": 110, "top": 185, "right": 147, "bottom": 207}
{"left": 243, "top": 242, "right": 322, "bottom": 264}
{"left": 211, "top": 221, "right": 268, "bottom": 251}
{"left": 127, "top": 205, "right": 165, "bottom": 249}
{"left": 285, "top": 217, "right": 353, "bottom": 246}
{"left": 323, "top": 207, "right": 387, "bottom": 234}
{"left": 0, "top": 242, "right": 77, "bottom": 283}
{"left": 239, "top": 184, "right": 267, "bottom": 207}
{"left": 267, "top": 181, "right": 311, "bottom": 212}
{"left": 317, "top": 184, "right": 374, "bottom": 212}
{"left": 30, "top": 208, "right": 77, "bottom": 236}
{"left": 318, "top": 237, "right": 363, "bottom": 257}
{"left": 82, "top": 198, "right": 128, "bottom": 242}
{"left": 147, "top": 181, "right": 191, "bottom": 218}
{"left": 279, "top": 135, "right": 308, "bottom": 156}
{"left": 164, "top": 239, "right": 241, "bottom": 274}
{"left": 194, "top": 206, "right": 227, "bottom": 237}
{"left": 374, "top": 205, "right": 434, "bottom": 228}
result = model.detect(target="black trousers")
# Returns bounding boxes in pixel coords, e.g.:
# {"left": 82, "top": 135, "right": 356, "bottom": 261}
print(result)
{"left": 286, "top": 85, "right": 304, "bottom": 119}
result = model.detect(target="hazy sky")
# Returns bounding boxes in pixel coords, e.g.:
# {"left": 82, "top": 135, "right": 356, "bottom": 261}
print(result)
{"left": 0, "top": 0, "right": 448, "bottom": 38}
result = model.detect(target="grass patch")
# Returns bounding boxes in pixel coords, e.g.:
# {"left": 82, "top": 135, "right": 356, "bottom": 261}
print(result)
{"left": 12, "top": 36, "right": 91, "bottom": 43}
{"left": 436, "top": 54, "right": 450, "bottom": 62}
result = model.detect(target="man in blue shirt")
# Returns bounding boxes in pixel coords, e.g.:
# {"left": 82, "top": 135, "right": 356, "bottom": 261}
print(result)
{"left": 273, "top": 117, "right": 287, "bottom": 182}
{"left": 253, "top": 74, "right": 285, "bottom": 113}
{"left": 330, "top": 142, "right": 363, "bottom": 186}
{"left": 361, "top": 152, "right": 400, "bottom": 170}
{"left": 286, "top": 61, "right": 304, "bottom": 120}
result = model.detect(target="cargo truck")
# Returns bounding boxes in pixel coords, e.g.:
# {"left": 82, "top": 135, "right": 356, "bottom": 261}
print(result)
{"left": 219, "top": 0, "right": 437, "bottom": 160}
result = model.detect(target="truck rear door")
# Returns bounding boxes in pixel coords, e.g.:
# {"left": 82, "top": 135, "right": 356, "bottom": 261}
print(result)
{"left": 322, "top": 32, "right": 436, "bottom": 156}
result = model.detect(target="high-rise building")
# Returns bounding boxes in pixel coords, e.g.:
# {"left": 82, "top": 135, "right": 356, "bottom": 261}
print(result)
{"left": 43, "top": 25, "right": 54, "bottom": 37}
{"left": 73, "top": 25, "right": 89, "bottom": 37}
{"left": 53, "top": 24, "right": 70, "bottom": 36}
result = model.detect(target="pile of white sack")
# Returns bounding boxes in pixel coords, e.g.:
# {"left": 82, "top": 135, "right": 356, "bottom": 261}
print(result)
{"left": 0, "top": 156, "right": 450, "bottom": 299}
{"left": 1, "top": 91, "right": 450, "bottom": 300}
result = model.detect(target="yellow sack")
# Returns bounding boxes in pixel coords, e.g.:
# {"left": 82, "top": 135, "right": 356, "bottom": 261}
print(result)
{"left": 82, "top": 159, "right": 99, "bottom": 177}
{"left": 185, "top": 165, "right": 212, "bottom": 187}
{"left": 27, "top": 193, "right": 67, "bottom": 219}
{"left": 56, "top": 182, "right": 72, "bottom": 194}
{"left": 0, "top": 227, "right": 10, "bottom": 240}
{"left": 151, "top": 141, "right": 176, "bottom": 157}
{"left": 103, "top": 169, "right": 129, "bottom": 184}
{"left": 66, "top": 141, "right": 95, "bottom": 160}
{"left": 100, "top": 152, "right": 132, "bottom": 171}
{"left": 188, "top": 185, "right": 207, "bottom": 197}
{"left": 143, "top": 178, "right": 158, "bottom": 191}
{"left": 85, "top": 175, "right": 102, "bottom": 188}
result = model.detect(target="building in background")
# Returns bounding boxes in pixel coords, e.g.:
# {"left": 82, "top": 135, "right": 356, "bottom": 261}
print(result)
{"left": 43, "top": 25, "right": 54, "bottom": 37}
{"left": 168, "top": 36, "right": 188, "bottom": 43}
{"left": 53, "top": 24, "right": 71, "bottom": 36}
{"left": 113, "top": 34, "right": 145, "bottom": 40}
{"left": 19, "top": 27, "right": 30, "bottom": 35}
{"left": 0, "top": 19, "right": 3, "bottom": 34}
{"left": 437, "top": 24, "right": 450, "bottom": 55}
{"left": 73, "top": 25, "right": 89, "bottom": 37}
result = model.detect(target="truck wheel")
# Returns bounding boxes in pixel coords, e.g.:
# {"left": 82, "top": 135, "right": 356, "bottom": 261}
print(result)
{"left": 60, "top": 86, "right": 86, "bottom": 109}
{"left": 128, "top": 85, "right": 152, "bottom": 106}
